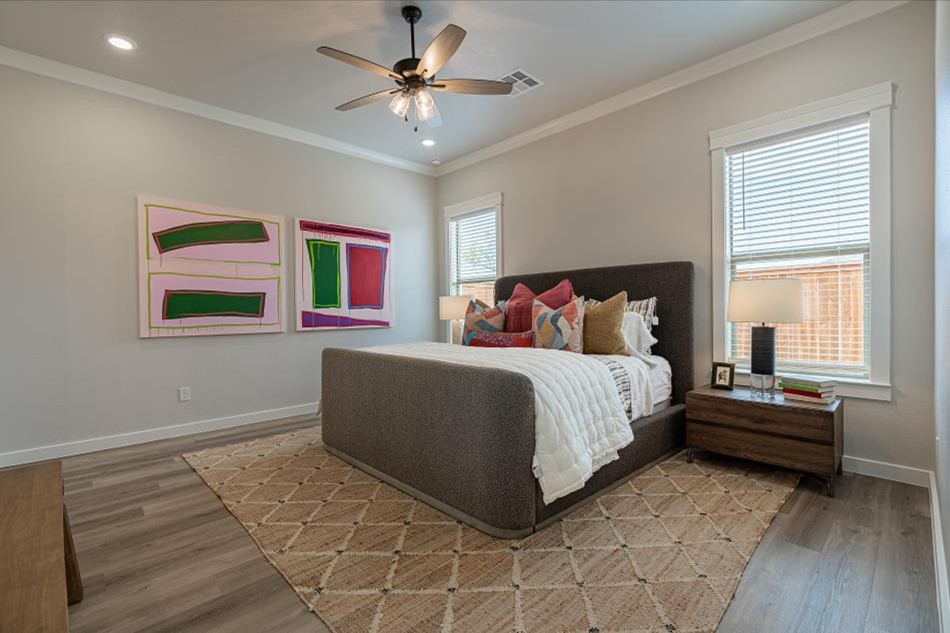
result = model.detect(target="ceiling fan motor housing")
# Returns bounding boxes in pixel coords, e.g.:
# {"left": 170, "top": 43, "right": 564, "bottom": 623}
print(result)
{"left": 393, "top": 57, "right": 422, "bottom": 79}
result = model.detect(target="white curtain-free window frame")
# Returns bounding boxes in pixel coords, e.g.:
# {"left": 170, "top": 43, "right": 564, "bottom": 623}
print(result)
{"left": 443, "top": 193, "right": 503, "bottom": 340}
{"left": 710, "top": 83, "right": 893, "bottom": 401}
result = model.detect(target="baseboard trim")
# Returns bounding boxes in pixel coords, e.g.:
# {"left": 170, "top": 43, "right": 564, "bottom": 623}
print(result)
{"left": 931, "top": 472, "right": 950, "bottom": 633}
{"left": 0, "top": 402, "right": 318, "bottom": 468}
{"left": 842, "top": 454, "right": 931, "bottom": 487}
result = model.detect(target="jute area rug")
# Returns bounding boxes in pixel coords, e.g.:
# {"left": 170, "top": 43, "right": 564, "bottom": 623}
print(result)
{"left": 184, "top": 426, "right": 798, "bottom": 633}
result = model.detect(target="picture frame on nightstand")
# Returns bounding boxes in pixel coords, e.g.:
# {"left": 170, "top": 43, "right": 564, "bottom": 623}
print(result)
{"left": 711, "top": 361, "right": 735, "bottom": 390}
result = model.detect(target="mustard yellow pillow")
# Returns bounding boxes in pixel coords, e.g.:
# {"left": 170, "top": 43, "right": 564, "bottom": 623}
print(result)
{"left": 583, "top": 291, "right": 629, "bottom": 355}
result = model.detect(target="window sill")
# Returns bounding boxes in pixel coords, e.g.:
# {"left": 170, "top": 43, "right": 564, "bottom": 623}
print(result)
{"left": 733, "top": 370, "right": 892, "bottom": 402}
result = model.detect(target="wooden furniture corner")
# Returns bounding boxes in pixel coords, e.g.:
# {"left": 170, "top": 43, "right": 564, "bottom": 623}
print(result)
{"left": 685, "top": 386, "right": 843, "bottom": 496}
{"left": 0, "top": 461, "right": 83, "bottom": 633}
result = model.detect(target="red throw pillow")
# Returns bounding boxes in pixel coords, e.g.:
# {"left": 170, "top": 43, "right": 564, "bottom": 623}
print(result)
{"left": 504, "top": 279, "right": 574, "bottom": 332}
{"left": 467, "top": 331, "right": 534, "bottom": 348}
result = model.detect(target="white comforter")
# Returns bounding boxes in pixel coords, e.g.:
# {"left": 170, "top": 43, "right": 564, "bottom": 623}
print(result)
{"left": 363, "top": 342, "right": 646, "bottom": 504}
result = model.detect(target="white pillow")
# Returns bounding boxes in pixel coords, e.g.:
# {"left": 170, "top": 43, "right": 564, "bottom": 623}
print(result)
{"left": 621, "top": 312, "right": 658, "bottom": 356}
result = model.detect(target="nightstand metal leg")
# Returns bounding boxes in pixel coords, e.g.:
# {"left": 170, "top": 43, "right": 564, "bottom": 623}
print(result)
{"left": 686, "top": 448, "right": 695, "bottom": 464}
{"left": 837, "top": 461, "right": 843, "bottom": 476}
{"left": 825, "top": 477, "right": 835, "bottom": 497}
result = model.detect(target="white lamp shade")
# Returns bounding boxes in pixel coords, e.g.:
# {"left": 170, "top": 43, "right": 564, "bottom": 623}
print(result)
{"left": 439, "top": 295, "right": 473, "bottom": 321}
{"left": 727, "top": 279, "right": 804, "bottom": 323}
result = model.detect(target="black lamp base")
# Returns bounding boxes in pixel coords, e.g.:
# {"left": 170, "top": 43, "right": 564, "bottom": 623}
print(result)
{"left": 750, "top": 325, "right": 776, "bottom": 375}
{"left": 750, "top": 325, "right": 776, "bottom": 398}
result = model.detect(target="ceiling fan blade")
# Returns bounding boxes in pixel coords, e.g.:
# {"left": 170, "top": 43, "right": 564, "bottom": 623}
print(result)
{"left": 431, "top": 79, "right": 513, "bottom": 95}
{"left": 416, "top": 24, "right": 466, "bottom": 78}
{"left": 317, "top": 46, "right": 402, "bottom": 81}
{"left": 336, "top": 89, "right": 400, "bottom": 112}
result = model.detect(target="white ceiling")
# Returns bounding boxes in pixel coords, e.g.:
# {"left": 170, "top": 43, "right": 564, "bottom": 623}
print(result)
{"left": 0, "top": 0, "right": 849, "bottom": 167}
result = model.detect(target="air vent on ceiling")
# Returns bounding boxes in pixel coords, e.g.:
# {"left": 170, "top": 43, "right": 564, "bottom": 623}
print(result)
{"left": 498, "top": 69, "right": 542, "bottom": 97}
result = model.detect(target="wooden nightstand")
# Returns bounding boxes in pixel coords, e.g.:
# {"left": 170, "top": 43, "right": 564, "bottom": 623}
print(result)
{"left": 686, "top": 386, "right": 843, "bottom": 496}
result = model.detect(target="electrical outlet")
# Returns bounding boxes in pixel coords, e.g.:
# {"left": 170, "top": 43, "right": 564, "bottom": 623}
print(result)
{"left": 178, "top": 387, "right": 191, "bottom": 402}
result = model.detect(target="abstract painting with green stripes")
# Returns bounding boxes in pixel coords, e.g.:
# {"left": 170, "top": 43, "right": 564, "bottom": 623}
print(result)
{"left": 138, "top": 196, "right": 286, "bottom": 337}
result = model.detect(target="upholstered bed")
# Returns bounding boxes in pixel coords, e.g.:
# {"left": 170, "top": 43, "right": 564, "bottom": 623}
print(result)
{"left": 321, "top": 261, "right": 694, "bottom": 537}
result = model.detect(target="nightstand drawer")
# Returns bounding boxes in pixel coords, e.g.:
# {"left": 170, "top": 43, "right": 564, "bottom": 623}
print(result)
{"left": 687, "top": 421, "right": 835, "bottom": 476}
{"left": 686, "top": 391, "right": 833, "bottom": 443}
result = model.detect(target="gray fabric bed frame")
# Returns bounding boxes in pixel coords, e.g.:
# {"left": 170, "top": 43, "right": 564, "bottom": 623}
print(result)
{"left": 322, "top": 261, "right": 694, "bottom": 537}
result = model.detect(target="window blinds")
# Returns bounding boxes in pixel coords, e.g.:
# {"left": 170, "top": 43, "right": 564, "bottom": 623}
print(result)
{"left": 448, "top": 209, "right": 498, "bottom": 293}
{"left": 726, "top": 116, "right": 871, "bottom": 378}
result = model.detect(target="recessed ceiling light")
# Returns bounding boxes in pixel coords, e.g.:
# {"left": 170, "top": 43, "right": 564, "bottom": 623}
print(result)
{"left": 104, "top": 34, "right": 137, "bottom": 51}
{"left": 421, "top": 139, "right": 436, "bottom": 147}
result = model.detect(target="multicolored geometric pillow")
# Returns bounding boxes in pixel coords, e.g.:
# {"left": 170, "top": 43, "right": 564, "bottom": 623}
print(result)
{"left": 532, "top": 295, "right": 585, "bottom": 353}
{"left": 462, "top": 300, "right": 505, "bottom": 345}
{"left": 467, "top": 331, "right": 534, "bottom": 348}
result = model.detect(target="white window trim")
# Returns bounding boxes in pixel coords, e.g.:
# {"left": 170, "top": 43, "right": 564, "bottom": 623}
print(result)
{"left": 709, "top": 82, "right": 893, "bottom": 401}
{"left": 442, "top": 192, "right": 503, "bottom": 342}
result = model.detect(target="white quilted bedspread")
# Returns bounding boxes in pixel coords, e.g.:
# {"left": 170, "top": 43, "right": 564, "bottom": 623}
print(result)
{"left": 364, "top": 342, "right": 636, "bottom": 504}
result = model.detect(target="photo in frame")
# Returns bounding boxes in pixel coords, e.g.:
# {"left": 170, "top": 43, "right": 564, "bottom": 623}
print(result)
{"left": 712, "top": 361, "right": 736, "bottom": 390}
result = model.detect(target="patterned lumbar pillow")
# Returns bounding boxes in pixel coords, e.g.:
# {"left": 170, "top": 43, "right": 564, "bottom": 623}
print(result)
{"left": 532, "top": 295, "right": 585, "bottom": 353}
{"left": 583, "top": 291, "right": 629, "bottom": 355}
{"left": 462, "top": 300, "right": 505, "bottom": 344}
{"left": 467, "top": 331, "right": 534, "bottom": 348}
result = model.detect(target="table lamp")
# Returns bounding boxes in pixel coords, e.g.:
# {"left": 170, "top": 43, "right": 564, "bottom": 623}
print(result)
{"left": 439, "top": 295, "right": 473, "bottom": 344}
{"left": 727, "top": 279, "right": 803, "bottom": 397}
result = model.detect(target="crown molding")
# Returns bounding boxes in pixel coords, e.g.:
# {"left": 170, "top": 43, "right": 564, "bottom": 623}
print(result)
{"left": 0, "top": 45, "right": 436, "bottom": 177}
{"left": 434, "top": 0, "right": 910, "bottom": 177}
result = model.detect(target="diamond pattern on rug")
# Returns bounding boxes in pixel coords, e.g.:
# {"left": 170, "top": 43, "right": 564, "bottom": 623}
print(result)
{"left": 184, "top": 427, "right": 798, "bottom": 633}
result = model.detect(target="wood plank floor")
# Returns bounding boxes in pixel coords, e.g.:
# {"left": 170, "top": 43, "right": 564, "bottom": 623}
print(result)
{"left": 63, "top": 417, "right": 938, "bottom": 633}
{"left": 719, "top": 469, "right": 938, "bottom": 632}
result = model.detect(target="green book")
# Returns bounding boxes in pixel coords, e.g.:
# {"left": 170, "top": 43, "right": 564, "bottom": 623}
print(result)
{"left": 779, "top": 381, "right": 830, "bottom": 394}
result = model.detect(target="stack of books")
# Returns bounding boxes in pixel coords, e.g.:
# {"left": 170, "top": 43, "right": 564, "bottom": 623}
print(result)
{"left": 778, "top": 375, "right": 837, "bottom": 404}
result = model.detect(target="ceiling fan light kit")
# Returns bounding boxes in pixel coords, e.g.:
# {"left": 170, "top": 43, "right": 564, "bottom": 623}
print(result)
{"left": 413, "top": 88, "right": 437, "bottom": 121}
{"left": 389, "top": 91, "right": 411, "bottom": 118}
{"left": 317, "top": 5, "right": 512, "bottom": 129}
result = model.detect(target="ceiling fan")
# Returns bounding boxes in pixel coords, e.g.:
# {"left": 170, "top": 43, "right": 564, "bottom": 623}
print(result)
{"left": 317, "top": 5, "right": 512, "bottom": 129}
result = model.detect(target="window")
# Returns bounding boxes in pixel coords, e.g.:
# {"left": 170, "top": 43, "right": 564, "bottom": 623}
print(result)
{"left": 444, "top": 192, "right": 503, "bottom": 307}
{"left": 710, "top": 84, "right": 892, "bottom": 400}
{"left": 728, "top": 118, "right": 870, "bottom": 377}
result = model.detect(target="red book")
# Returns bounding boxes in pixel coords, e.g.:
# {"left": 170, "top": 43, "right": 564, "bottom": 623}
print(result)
{"left": 782, "top": 387, "right": 829, "bottom": 399}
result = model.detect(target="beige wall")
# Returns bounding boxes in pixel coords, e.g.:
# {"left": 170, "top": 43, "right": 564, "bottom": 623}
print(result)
{"left": 0, "top": 64, "right": 439, "bottom": 461}
{"left": 438, "top": 2, "right": 936, "bottom": 471}
{"left": 934, "top": 0, "right": 950, "bottom": 570}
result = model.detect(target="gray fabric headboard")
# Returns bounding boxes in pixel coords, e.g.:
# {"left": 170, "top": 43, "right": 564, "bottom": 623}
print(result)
{"left": 495, "top": 261, "right": 694, "bottom": 404}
